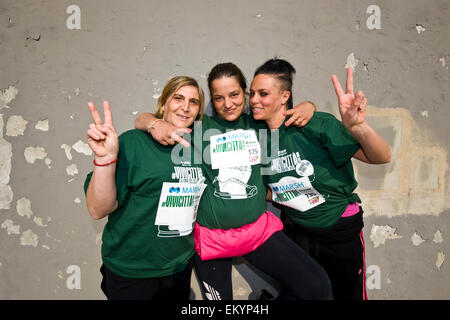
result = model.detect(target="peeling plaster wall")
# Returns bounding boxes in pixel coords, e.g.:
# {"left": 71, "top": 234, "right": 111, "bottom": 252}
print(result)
{"left": 1, "top": 0, "right": 449, "bottom": 300}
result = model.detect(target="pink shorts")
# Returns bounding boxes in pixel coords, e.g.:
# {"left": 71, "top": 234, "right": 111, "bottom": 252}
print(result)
{"left": 194, "top": 211, "right": 283, "bottom": 261}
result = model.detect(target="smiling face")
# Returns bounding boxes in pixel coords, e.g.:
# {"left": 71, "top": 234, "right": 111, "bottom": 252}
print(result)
{"left": 163, "top": 85, "right": 200, "bottom": 128}
{"left": 211, "top": 76, "right": 246, "bottom": 122}
{"left": 250, "top": 74, "right": 290, "bottom": 127}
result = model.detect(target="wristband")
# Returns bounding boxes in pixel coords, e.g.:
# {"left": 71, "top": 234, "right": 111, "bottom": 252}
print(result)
{"left": 93, "top": 157, "right": 118, "bottom": 167}
{"left": 147, "top": 119, "right": 163, "bottom": 133}
{"left": 307, "top": 101, "right": 317, "bottom": 111}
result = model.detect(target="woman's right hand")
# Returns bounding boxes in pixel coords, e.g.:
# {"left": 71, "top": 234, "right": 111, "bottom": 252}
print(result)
{"left": 87, "top": 101, "right": 119, "bottom": 162}
{"left": 136, "top": 112, "right": 191, "bottom": 147}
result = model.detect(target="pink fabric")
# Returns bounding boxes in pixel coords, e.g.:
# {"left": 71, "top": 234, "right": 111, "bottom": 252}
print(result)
{"left": 194, "top": 211, "right": 283, "bottom": 261}
{"left": 360, "top": 230, "right": 368, "bottom": 300}
{"left": 341, "top": 203, "right": 360, "bottom": 217}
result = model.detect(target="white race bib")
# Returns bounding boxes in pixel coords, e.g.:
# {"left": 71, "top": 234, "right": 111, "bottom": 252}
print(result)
{"left": 269, "top": 176, "right": 325, "bottom": 212}
{"left": 155, "top": 182, "right": 207, "bottom": 236}
{"left": 210, "top": 129, "right": 260, "bottom": 169}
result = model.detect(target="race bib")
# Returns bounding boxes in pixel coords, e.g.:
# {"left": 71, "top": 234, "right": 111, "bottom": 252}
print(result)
{"left": 210, "top": 129, "right": 260, "bottom": 169}
{"left": 155, "top": 182, "right": 207, "bottom": 236}
{"left": 269, "top": 176, "right": 325, "bottom": 212}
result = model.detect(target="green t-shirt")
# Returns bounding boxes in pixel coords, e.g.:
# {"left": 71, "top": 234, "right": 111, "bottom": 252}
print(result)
{"left": 193, "top": 114, "right": 268, "bottom": 229}
{"left": 84, "top": 129, "right": 204, "bottom": 278}
{"left": 263, "top": 112, "right": 361, "bottom": 229}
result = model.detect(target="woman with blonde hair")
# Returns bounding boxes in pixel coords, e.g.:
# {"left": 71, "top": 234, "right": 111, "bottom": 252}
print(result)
{"left": 84, "top": 76, "right": 207, "bottom": 300}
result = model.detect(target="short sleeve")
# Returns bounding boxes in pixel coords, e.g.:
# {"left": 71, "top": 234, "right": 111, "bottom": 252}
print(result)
{"left": 304, "top": 112, "right": 361, "bottom": 168}
{"left": 322, "top": 115, "right": 361, "bottom": 167}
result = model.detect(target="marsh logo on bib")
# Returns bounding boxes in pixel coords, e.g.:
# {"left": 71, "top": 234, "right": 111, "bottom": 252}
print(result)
{"left": 210, "top": 129, "right": 260, "bottom": 200}
{"left": 269, "top": 176, "right": 325, "bottom": 212}
{"left": 155, "top": 167, "right": 206, "bottom": 237}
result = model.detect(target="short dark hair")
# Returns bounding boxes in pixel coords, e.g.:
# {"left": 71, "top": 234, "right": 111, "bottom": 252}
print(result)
{"left": 254, "top": 58, "right": 296, "bottom": 109}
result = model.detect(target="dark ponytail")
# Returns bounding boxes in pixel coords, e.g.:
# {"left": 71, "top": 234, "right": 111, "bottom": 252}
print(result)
{"left": 254, "top": 58, "right": 296, "bottom": 109}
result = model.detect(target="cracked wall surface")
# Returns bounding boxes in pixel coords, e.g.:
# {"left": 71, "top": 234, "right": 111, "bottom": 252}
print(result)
{"left": 0, "top": 0, "right": 449, "bottom": 299}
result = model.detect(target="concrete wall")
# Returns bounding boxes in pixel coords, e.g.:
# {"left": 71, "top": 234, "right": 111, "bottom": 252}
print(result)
{"left": 0, "top": 0, "right": 449, "bottom": 299}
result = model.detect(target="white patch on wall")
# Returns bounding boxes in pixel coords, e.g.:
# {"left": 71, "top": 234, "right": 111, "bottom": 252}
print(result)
{"left": 436, "top": 251, "right": 445, "bottom": 270}
{"left": 95, "top": 231, "right": 103, "bottom": 245}
{"left": 66, "top": 265, "right": 81, "bottom": 290}
{"left": 366, "top": 265, "right": 381, "bottom": 290}
{"left": 0, "top": 118, "right": 13, "bottom": 184}
{"left": 416, "top": 24, "right": 426, "bottom": 34}
{"left": 24, "top": 146, "right": 47, "bottom": 164}
{"left": 20, "top": 229, "right": 39, "bottom": 247}
{"left": 6, "top": 115, "right": 28, "bottom": 136}
{"left": 411, "top": 232, "right": 426, "bottom": 246}
{"left": 35, "top": 119, "right": 49, "bottom": 131}
{"left": 45, "top": 157, "right": 52, "bottom": 169}
{"left": 421, "top": 110, "right": 429, "bottom": 118}
{"left": 16, "top": 197, "right": 33, "bottom": 219}
{"left": 74, "top": 197, "right": 81, "bottom": 204}
{"left": 345, "top": 53, "right": 359, "bottom": 71}
{"left": 72, "top": 140, "right": 92, "bottom": 156}
{"left": 0, "top": 185, "right": 14, "bottom": 210}
{"left": 0, "top": 85, "right": 19, "bottom": 110}
{"left": 33, "top": 216, "right": 48, "bottom": 227}
{"left": 61, "top": 144, "right": 73, "bottom": 160}
{"left": 370, "top": 224, "right": 402, "bottom": 248}
{"left": 433, "top": 230, "right": 443, "bottom": 244}
{"left": 152, "top": 88, "right": 161, "bottom": 99}
{"left": 366, "top": 5, "right": 381, "bottom": 30}
{"left": 66, "top": 164, "right": 78, "bottom": 176}
{"left": 1, "top": 219, "right": 21, "bottom": 235}
{"left": 0, "top": 88, "right": 18, "bottom": 210}
{"left": 66, "top": 5, "right": 81, "bottom": 30}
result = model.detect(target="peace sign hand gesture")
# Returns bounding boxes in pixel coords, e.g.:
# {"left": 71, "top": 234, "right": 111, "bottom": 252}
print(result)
{"left": 331, "top": 68, "right": 368, "bottom": 131}
{"left": 86, "top": 101, "right": 119, "bottom": 162}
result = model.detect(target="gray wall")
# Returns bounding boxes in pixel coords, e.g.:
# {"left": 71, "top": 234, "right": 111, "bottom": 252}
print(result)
{"left": 1, "top": 0, "right": 449, "bottom": 299}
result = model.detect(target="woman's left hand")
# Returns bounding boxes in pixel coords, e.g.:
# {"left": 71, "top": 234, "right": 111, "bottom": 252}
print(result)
{"left": 331, "top": 67, "right": 367, "bottom": 131}
{"left": 284, "top": 101, "right": 316, "bottom": 127}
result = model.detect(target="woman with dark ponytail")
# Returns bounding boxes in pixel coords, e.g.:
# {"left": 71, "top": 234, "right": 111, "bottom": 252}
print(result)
{"left": 251, "top": 58, "right": 391, "bottom": 300}
{"left": 134, "top": 62, "right": 333, "bottom": 300}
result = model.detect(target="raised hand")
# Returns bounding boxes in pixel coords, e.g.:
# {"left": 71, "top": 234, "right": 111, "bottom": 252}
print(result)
{"left": 86, "top": 101, "right": 119, "bottom": 162}
{"left": 331, "top": 68, "right": 368, "bottom": 130}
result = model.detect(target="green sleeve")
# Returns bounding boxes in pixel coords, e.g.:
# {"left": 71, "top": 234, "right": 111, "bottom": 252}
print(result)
{"left": 305, "top": 112, "right": 361, "bottom": 167}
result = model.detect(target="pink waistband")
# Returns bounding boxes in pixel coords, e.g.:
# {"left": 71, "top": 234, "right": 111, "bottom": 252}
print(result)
{"left": 194, "top": 211, "right": 283, "bottom": 261}
{"left": 341, "top": 203, "right": 360, "bottom": 217}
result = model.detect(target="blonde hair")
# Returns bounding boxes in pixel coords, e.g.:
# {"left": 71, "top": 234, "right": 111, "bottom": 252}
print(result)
{"left": 154, "top": 76, "right": 205, "bottom": 121}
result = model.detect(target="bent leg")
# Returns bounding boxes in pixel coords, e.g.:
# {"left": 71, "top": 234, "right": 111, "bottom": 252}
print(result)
{"left": 193, "top": 253, "right": 233, "bottom": 300}
{"left": 244, "top": 231, "right": 332, "bottom": 300}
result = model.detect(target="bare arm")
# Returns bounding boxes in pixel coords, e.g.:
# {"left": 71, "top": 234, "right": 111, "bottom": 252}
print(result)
{"left": 86, "top": 165, "right": 118, "bottom": 220}
{"left": 85, "top": 101, "right": 119, "bottom": 219}
{"left": 348, "top": 120, "right": 391, "bottom": 164}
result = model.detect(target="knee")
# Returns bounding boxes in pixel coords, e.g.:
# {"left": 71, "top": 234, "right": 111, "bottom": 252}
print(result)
{"left": 308, "top": 267, "right": 333, "bottom": 300}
